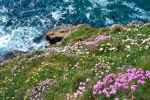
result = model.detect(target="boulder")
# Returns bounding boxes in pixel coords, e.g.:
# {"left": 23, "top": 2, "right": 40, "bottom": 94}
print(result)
{"left": 110, "top": 24, "right": 127, "bottom": 31}
{"left": 46, "top": 27, "right": 71, "bottom": 44}
{"left": 46, "top": 28, "right": 68, "bottom": 44}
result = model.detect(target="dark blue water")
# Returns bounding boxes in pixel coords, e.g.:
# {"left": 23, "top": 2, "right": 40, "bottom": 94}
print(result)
{"left": 0, "top": 0, "right": 150, "bottom": 60}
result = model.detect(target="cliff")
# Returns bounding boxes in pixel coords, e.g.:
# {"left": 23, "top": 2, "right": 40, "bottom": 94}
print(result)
{"left": 1, "top": 23, "right": 150, "bottom": 100}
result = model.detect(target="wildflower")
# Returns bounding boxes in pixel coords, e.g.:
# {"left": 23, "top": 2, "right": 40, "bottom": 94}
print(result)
{"left": 130, "top": 85, "right": 138, "bottom": 92}
{"left": 125, "top": 45, "right": 131, "bottom": 49}
{"left": 146, "top": 71, "right": 150, "bottom": 78}
{"left": 138, "top": 80, "right": 145, "bottom": 85}
{"left": 95, "top": 35, "right": 110, "bottom": 43}
{"left": 142, "top": 37, "right": 150, "bottom": 44}
{"left": 30, "top": 79, "right": 56, "bottom": 100}
{"left": 93, "top": 68, "right": 150, "bottom": 98}
{"left": 114, "top": 97, "right": 119, "bottom": 100}
{"left": 73, "top": 81, "right": 87, "bottom": 98}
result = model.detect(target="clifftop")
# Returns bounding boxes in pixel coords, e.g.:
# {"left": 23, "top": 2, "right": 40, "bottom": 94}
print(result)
{"left": 1, "top": 23, "right": 150, "bottom": 100}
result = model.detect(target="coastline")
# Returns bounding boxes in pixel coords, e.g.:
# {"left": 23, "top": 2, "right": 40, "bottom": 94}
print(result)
{"left": 1, "top": 21, "right": 150, "bottom": 100}
{"left": 1, "top": 22, "right": 150, "bottom": 64}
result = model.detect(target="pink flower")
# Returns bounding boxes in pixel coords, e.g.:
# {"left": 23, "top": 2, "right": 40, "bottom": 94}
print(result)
{"left": 103, "top": 89, "right": 110, "bottom": 97}
{"left": 77, "top": 90, "right": 83, "bottom": 95}
{"left": 130, "top": 85, "right": 138, "bottom": 92}
{"left": 95, "top": 35, "right": 110, "bottom": 42}
{"left": 74, "top": 82, "right": 86, "bottom": 98}
{"left": 146, "top": 71, "right": 150, "bottom": 78}
{"left": 138, "top": 80, "right": 145, "bottom": 85}
{"left": 110, "top": 86, "right": 117, "bottom": 95}
{"left": 93, "top": 68, "right": 150, "bottom": 98}
{"left": 79, "top": 86, "right": 85, "bottom": 91}
{"left": 114, "top": 97, "right": 119, "bottom": 100}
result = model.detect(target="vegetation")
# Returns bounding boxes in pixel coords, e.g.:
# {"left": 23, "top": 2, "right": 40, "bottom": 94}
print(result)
{"left": 0, "top": 24, "right": 150, "bottom": 100}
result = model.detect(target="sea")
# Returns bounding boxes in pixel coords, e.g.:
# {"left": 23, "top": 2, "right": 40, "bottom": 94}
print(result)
{"left": 0, "top": 0, "right": 150, "bottom": 61}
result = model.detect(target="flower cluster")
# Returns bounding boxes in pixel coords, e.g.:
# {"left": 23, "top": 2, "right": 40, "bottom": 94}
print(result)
{"left": 63, "top": 42, "right": 87, "bottom": 55}
{"left": 47, "top": 41, "right": 89, "bottom": 55}
{"left": 30, "top": 79, "right": 56, "bottom": 100}
{"left": 98, "top": 42, "right": 118, "bottom": 53}
{"left": 66, "top": 81, "right": 88, "bottom": 100}
{"left": 93, "top": 62, "right": 111, "bottom": 79}
{"left": 46, "top": 35, "right": 111, "bottom": 56}
{"left": 120, "top": 33, "right": 150, "bottom": 51}
{"left": 95, "top": 35, "right": 110, "bottom": 43}
{"left": 93, "top": 68, "right": 150, "bottom": 98}
{"left": 73, "top": 82, "right": 86, "bottom": 98}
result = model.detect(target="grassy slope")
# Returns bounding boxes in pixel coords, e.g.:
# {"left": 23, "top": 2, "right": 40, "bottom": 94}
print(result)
{"left": 0, "top": 24, "right": 150, "bottom": 100}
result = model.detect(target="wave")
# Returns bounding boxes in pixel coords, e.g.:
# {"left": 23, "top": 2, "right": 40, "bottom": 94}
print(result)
{"left": 0, "top": 0, "right": 150, "bottom": 59}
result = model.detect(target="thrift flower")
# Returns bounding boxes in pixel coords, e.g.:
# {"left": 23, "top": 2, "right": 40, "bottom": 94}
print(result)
{"left": 93, "top": 68, "right": 150, "bottom": 98}
{"left": 95, "top": 35, "right": 110, "bottom": 42}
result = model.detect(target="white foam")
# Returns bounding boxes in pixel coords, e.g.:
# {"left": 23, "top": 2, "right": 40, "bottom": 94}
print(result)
{"left": 105, "top": 18, "right": 114, "bottom": 25}
{"left": 0, "top": 6, "right": 8, "bottom": 13}
{"left": 0, "top": 7, "right": 9, "bottom": 24}
{"left": 0, "top": 26, "right": 11, "bottom": 53}
{"left": 0, "top": 26, "right": 47, "bottom": 53}
{"left": 67, "top": 5, "right": 75, "bottom": 14}
{"left": 89, "top": 0, "right": 109, "bottom": 8}
{"left": 10, "top": 27, "right": 46, "bottom": 51}
{"left": 0, "top": 15, "right": 8, "bottom": 23}
{"left": 122, "top": 1, "right": 149, "bottom": 18}
{"left": 86, "top": 13, "right": 90, "bottom": 19}
{"left": 0, "top": 35, "right": 10, "bottom": 47}
{"left": 63, "top": 0, "right": 71, "bottom": 2}
{"left": 51, "top": 11, "right": 63, "bottom": 21}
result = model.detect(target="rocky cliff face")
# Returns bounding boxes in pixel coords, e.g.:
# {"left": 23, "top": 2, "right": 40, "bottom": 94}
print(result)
{"left": 46, "top": 25, "right": 78, "bottom": 44}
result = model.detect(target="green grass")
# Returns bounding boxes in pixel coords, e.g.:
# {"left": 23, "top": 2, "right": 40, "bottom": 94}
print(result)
{"left": 0, "top": 24, "right": 150, "bottom": 100}
{"left": 63, "top": 25, "right": 100, "bottom": 44}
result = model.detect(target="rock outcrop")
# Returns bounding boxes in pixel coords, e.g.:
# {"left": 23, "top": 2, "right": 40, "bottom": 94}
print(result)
{"left": 110, "top": 24, "right": 127, "bottom": 31}
{"left": 46, "top": 26, "right": 73, "bottom": 44}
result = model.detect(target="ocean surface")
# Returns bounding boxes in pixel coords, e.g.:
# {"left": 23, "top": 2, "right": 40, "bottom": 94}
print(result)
{"left": 0, "top": 0, "right": 150, "bottom": 61}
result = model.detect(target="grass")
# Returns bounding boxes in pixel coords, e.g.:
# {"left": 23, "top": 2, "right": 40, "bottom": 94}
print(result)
{"left": 63, "top": 25, "right": 100, "bottom": 44}
{"left": 0, "top": 24, "right": 150, "bottom": 100}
